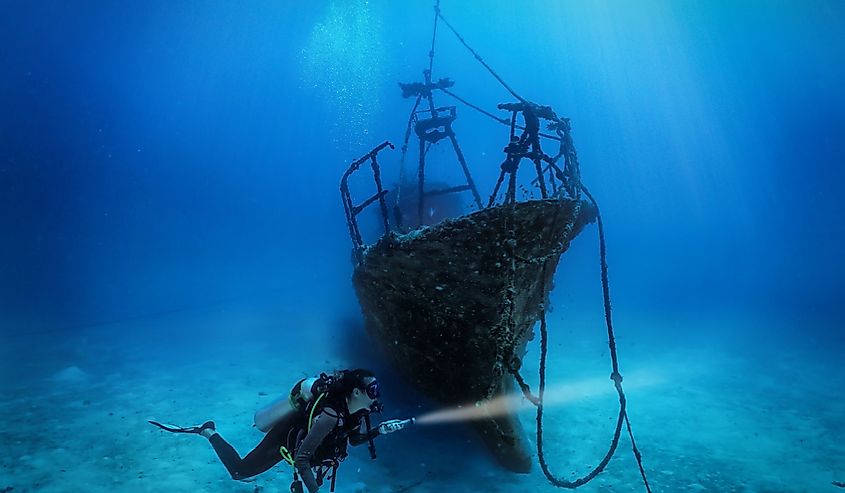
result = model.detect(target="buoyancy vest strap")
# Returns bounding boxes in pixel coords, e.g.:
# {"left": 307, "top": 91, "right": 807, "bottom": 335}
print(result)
{"left": 308, "top": 393, "right": 328, "bottom": 432}
{"left": 279, "top": 446, "right": 295, "bottom": 465}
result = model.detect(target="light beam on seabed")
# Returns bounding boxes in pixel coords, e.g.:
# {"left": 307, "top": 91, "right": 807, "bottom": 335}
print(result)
{"left": 414, "top": 369, "right": 665, "bottom": 425}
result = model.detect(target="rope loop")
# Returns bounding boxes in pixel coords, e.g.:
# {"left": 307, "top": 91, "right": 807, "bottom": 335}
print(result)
{"left": 416, "top": 2, "right": 652, "bottom": 490}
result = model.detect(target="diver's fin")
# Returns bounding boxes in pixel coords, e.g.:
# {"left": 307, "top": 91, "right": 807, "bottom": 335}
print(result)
{"left": 148, "top": 420, "right": 215, "bottom": 434}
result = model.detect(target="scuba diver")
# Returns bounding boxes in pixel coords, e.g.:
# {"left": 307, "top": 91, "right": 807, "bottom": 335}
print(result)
{"left": 149, "top": 369, "right": 412, "bottom": 493}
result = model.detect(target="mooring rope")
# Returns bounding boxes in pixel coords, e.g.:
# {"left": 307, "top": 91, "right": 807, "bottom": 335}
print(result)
{"left": 439, "top": 87, "right": 563, "bottom": 142}
{"left": 580, "top": 185, "right": 652, "bottom": 492}
{"left": 428, "top": 0, "right": 440, "bottom": 75}
{"left": 420, "top": 2, "right": 652, "bottom": 489}
{"left": 504, "top": 191, "right": 650, "bottom": 491}
{"left": 440, "top": 87, "right": 509, "bottom": 125}
{"left": 435, "top": 8, "right": 526, "bottom": 104}
{"left": 486, "top": 101, "right": 651, "bottom": 491}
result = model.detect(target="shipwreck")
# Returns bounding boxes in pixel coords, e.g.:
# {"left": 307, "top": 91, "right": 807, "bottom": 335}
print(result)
{"left": 338, "top": 3, "right": 651, "bottom": 491}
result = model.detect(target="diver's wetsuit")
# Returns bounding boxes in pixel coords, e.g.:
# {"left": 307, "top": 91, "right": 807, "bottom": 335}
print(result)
{"left": 208, "top": 407, "right": 378, "bottom": 492}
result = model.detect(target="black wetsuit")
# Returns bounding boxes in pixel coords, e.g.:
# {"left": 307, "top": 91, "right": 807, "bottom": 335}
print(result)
{"left": 208, "top": 406, "right": 378, "bottom": 493}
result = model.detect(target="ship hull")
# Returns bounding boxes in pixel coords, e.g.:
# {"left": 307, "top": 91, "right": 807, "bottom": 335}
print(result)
{"left": 352, "top": 198, "right": 596, "bottom": 472}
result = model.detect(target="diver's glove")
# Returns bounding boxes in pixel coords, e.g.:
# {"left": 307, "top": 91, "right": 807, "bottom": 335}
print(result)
{"left": 377, "top": 418, "right": 413, "bottom": 434}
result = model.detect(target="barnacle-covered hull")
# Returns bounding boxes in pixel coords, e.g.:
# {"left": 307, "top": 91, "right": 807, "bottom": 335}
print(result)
{"left": 352, "top": 198, "right": 596, "bottom": 472}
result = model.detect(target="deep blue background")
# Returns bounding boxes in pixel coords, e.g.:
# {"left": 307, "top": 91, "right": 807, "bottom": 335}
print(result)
{"left": 2, "top": 1, "right": 843, "bottom": 341}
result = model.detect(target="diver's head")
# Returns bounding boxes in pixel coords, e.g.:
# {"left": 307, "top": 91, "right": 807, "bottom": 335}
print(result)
{"left": 342, "top": 368, "right": 381, "bottom": 414}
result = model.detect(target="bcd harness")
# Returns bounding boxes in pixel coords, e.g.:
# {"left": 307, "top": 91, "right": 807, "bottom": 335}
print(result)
{"left": 281, "top": 373, "right": 379, "bottom": 493}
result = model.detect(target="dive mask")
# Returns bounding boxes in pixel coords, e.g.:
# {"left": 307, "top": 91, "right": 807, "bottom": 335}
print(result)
{"left": 366, "top": 380, "right": 382, "bottom": 412}
{"left": 365, "top": 380, "right": 380, "bottom": 400}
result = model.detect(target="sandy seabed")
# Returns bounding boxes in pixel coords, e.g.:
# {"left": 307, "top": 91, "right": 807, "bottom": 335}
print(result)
{"left": 1, "top": 302, "right": 842, "bottom": 493}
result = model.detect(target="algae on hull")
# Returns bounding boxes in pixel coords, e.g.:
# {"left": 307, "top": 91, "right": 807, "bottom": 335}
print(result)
{"left": 353, "top": 198, "right": 596, "bottom": 472}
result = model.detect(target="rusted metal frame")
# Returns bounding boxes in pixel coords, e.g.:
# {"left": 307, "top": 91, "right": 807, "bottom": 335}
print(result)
{"left": 423, "top": 184, "right": 471, "bottom": 197}
{"left": 339, "top": 141, "right": 395, "bottom": 255}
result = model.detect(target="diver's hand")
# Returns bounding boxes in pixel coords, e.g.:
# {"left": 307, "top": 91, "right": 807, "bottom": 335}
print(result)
{"left": 378, "top": 419, "right": 405, "bottom": 434}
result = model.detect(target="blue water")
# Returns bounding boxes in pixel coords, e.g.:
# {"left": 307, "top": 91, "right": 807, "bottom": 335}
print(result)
{"left": 1, "top": 2, "right": 843, "bottom": 492}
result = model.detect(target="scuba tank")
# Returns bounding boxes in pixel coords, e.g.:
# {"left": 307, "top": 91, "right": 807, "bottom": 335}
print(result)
{"left": 254, "top": 373, "right": 335, "bottom": 433}
{"left": 254, "top": 393, "right": 292, "bottom": 433}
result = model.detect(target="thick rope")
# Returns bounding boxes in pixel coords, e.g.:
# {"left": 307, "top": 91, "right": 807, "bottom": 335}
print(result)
{"left": 536, "top": 259, "right": 625, "bottom": 488}
{"left": 507, "top": 191, "right": 651, "bottom": 491}
{"left": 426, "top": 2, "right": 562, "bottom": 144}
{"left": 440, "top": 87, "right": 510, "bottom": 125}
{"left": 435, "top": 10, "right": 526, "bottom": 103}
{"left": 581, "top": 185, "right": 652, "bottom": 492}
{"left": 493, "top": 111, "right": 650, "bottom": 490}
{"left": 439, "top": 88, "right": 563, "bottom": 142}
{"left": 428, "top": 1, "right": 440, "bottom": 75}
{"left": 505, "top": 194, "right": 651, "bottom": 491}
{"left": 420, "top": 3, "right": 651, "bottom": 489}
